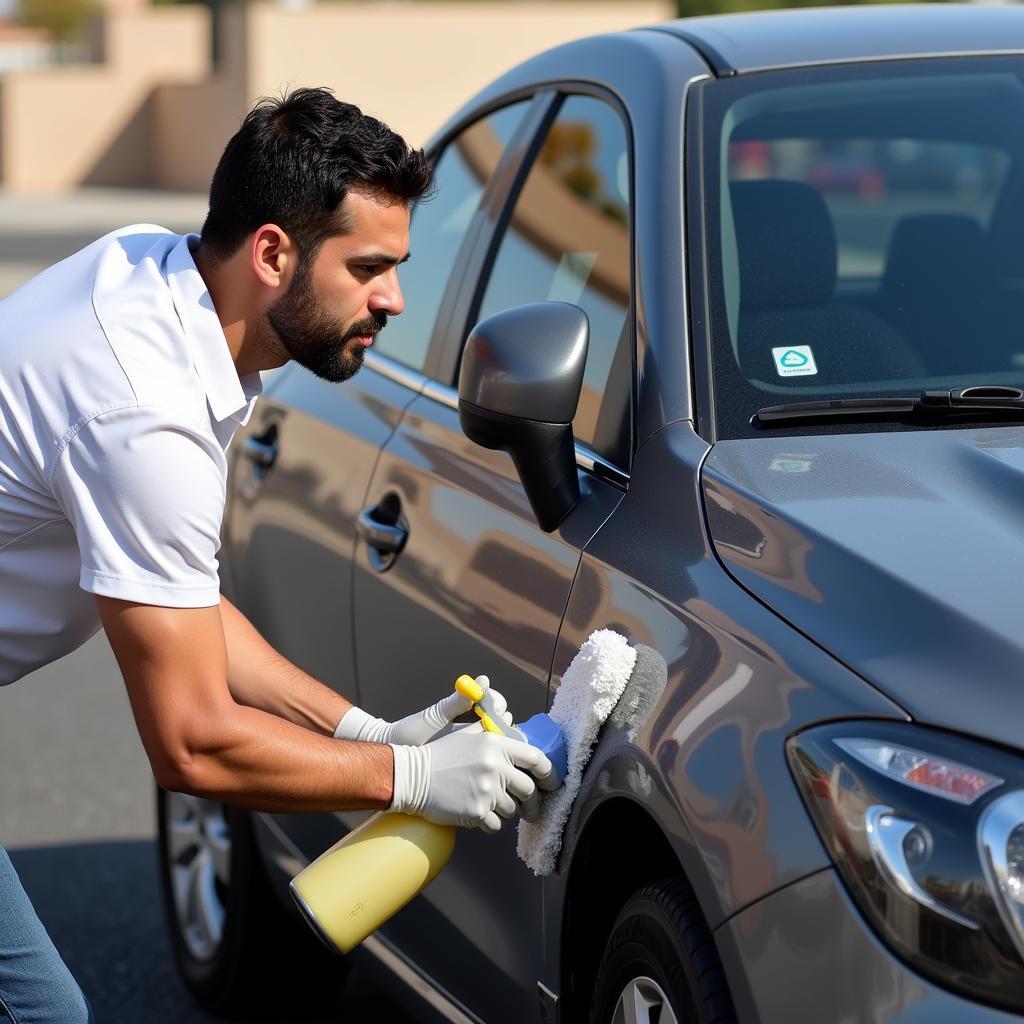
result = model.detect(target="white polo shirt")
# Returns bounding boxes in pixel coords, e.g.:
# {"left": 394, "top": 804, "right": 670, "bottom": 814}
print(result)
{"left": 0, "top": 225, "right": 262, "bottom": 685}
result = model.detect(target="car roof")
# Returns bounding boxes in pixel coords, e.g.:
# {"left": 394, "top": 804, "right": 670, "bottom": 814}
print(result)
{"left": 442, "top": 4, "right": 1024, "bottom": 136}
{"left": 655, "top": 3, "right": 1024, "bottom": 76}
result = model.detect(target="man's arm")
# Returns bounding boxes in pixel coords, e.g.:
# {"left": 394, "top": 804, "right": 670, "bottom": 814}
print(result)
{"left": 68, "top": 414, "right": 549, "bottom": 831}
{"left": 218, "top": 597, "right": 511, "bottom": 744}
{"left": 96, "top": 595, "right": 392, "bottom": 812}
{"left": 218, "top": 594, "right": 351, "bottom": 736}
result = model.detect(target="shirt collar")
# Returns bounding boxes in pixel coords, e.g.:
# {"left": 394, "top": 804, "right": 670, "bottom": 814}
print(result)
{"left": 165, "top": 233, "right": 263, "bottom": 426}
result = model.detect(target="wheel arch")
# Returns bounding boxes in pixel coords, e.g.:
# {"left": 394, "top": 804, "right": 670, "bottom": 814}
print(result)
{"left": 557, "top": 794, "right": 694, "bottom": 1024}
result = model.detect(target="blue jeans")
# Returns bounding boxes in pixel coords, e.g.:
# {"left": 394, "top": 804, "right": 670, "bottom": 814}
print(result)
{"left": 0, "top": 841, "right": 92, "bottom": 1024}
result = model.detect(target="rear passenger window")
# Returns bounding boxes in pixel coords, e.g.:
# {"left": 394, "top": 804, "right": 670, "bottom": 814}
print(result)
{"left": 473, "top": 95, "right": 632, "bottom": 468}
{"left": 373, "top": 103, "right": 529, "bottom": 373}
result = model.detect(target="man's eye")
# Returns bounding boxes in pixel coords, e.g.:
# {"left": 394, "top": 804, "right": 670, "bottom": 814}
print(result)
{"left": 356, "top": 264, "right": 378, "bottom": 275}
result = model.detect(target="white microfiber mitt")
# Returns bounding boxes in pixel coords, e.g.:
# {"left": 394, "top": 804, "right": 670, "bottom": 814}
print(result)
{"left": 517, "top": 628, "right": 637, "bottom": 876}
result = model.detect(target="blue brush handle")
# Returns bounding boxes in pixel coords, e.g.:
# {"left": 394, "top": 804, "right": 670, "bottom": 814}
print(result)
{"left": 518, "top": 713, "right": 568, "bottom": 789}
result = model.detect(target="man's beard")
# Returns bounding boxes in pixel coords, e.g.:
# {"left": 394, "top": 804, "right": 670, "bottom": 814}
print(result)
{"left": 266, "top": 263, "right": 387, "bottom": 383}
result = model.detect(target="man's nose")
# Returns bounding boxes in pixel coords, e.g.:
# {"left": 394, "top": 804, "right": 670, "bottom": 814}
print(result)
{"left": 370, "top": 268, "right": 404, "bottom": 317}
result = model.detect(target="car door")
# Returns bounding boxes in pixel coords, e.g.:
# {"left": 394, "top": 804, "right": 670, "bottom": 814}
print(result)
{"left": 352, "top": 91, "right": 636, "bottom": 1024}
{"left": 220, "top": 99, "right": 533, "bottom": 860}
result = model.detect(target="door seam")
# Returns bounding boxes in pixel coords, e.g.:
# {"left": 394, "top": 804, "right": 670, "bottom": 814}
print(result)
{"left": 348, "top": 382, "right": 424, "bottom": 710}
{"left": 544, "top": 487, "right": 628, "bottom": 701}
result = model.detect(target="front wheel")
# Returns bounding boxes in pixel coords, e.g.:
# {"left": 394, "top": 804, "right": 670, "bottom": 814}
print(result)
{"left": 590, "top": 878, "right": 737, "bottom": 1024}
{"left": 156, "top": 787, "right": 342, "bottom": 1017}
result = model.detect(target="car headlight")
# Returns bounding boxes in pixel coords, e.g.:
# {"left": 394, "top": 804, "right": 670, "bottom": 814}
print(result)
{"left": 788, "top": 721, "right": 1024, "bottom": 1011}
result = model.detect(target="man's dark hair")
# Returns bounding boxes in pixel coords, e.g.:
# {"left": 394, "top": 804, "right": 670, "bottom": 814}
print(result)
{"left": 200, "top": 87, "right": 433, "bottom": 262}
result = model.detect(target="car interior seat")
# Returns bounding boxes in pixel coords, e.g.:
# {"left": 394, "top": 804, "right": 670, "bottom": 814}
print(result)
{"left": 729, "top": 180, "right": 925, "bottom": 386}
{"left": 877, "top": 213, "right": 1011, "bottom": 375}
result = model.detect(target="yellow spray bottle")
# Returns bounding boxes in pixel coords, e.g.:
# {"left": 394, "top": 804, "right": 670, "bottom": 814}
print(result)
{"left": 289, "top": 675, "right": 558, "bottom": 955}
{"left": 290, "top": 807, "right": 456, "bottom": 955}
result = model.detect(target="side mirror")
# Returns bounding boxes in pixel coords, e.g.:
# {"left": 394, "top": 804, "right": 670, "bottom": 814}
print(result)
{"left": 458, "top": 302, "right": 589, "bottom": 532}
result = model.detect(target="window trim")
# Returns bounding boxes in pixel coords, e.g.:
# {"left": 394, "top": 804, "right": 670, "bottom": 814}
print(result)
{"left": 436, "top": 83, "right": 639, "bottom": 477}
{"left": 363, "top": 349, "right": 429, "bottom": 395}
{"left": 367, "top": 92, "right": 547, "bottom": 381}
{"left": 430, "top": 89, "right": 561, "bottom": 385}
{"left": 685, "top": 80, "right": 718, "bottom": 444}
{"left": 418, "top": 92, "right": 557, "bottom": 382}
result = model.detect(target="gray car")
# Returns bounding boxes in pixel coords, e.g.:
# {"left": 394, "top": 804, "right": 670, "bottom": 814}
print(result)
{"left": 156, "top": 6, "right": 1024, "bottom": 1022}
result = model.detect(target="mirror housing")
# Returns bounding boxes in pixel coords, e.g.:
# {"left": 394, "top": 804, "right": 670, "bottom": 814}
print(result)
{"left": 458, "top": 302, "right": 589, "bottom": 532}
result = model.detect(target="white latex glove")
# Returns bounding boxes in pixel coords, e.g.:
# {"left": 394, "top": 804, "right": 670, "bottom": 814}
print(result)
{"left": 332, "top": 675, "right": 512, "bottom": 746}
{"left": 390, "top": 731, "right": 554, "bottom": 834}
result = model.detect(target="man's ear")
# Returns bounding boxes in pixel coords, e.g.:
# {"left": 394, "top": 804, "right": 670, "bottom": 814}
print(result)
{"left": 250, "top": 225, "right": 297, "bottom": 290}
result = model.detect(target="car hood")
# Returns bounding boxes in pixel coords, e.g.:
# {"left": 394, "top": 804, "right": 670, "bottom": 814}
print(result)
{"left": 701, "top": 427, "right": 1024, "bottom": 752}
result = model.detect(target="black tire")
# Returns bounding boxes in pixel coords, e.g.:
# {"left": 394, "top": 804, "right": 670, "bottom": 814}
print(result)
{"left": 590, "top": 878, "right": 737, "bottom": 1024}
{"left": 156, "top": 786, "right": 343, "bottom": 1018}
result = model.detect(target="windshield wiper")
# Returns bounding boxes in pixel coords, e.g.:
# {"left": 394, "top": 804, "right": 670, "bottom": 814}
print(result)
{"left": 754, "top": 386, "right": 1024, "bottom": 427}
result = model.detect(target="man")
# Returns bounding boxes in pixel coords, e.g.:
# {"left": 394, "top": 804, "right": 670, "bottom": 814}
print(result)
{"left": 0, "top": 87, "right": 553, "bottom": 1023}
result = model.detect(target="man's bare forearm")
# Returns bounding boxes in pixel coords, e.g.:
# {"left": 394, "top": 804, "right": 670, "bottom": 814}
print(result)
{"left": 171, "top": 699, "right": 394, "bottom": 812}
{"left": 218, "top": 595, "right": 353, "bottom": 736}
{"left": 98, "top": 595, "right": 388, "bottom": 813}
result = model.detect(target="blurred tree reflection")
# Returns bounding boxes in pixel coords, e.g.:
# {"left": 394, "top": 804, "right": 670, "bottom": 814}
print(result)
{"left": 18, "top": 0, "right": 95, "bottom": 43}
{"left": 540, "top": 121, "right": 627, "bottom": 226}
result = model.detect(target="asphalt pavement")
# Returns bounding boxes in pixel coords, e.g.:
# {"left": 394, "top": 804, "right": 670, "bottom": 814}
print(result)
{"left": 0, "top": 189, "right": 419, "bottom": 1024}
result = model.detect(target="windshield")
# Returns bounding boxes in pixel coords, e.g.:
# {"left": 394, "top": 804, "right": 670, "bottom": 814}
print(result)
{"left": 698, "top": 58, "right": 1024, "bottom": 438}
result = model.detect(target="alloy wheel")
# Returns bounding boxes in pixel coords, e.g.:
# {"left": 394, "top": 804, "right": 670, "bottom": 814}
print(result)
{"left": 163, "top": 791, "right": 232, "bottom": 961}
{"left": 611, "top": 975, "right": 680, "bottom": 1024}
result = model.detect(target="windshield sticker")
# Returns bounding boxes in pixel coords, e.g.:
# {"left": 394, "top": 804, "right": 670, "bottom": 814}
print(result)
{"left": 772, "top": 345, "right": 818, "bottom": 378}
{"left": 769, "top": 454, "right": 815, "bottom": 474}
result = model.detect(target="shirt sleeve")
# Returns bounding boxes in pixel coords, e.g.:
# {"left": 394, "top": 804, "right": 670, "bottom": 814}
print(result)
{"left": 51, "top": 404, "right": 226, "bottom": 607}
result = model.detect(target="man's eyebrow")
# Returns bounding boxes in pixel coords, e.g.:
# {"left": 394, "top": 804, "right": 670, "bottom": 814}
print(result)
{"left": 349, "top": 252, "right": 411, "bottom": 266}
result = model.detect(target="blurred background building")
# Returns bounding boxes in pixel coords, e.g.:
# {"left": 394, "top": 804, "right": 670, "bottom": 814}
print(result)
{"left": 0, "top": 0, "right": 673, "bottom": 191}
{"left": 1, "top": 0, "right": 993, "bottom": 195}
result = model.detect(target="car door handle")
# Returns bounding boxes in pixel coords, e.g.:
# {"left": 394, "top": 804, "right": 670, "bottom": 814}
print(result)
{"left": 243, "top": 433, "right": 278, "bottom": 470}
{"left": 356, "top": 508, "right": 408, "bottom": 554}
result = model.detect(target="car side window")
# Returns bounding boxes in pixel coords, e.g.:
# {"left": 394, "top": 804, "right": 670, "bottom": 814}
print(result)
{"left": 373, "top": 102, "right": 530, "bottom": 373}
{"left": 473, "top": 94, "right": 632, "bottom": 468}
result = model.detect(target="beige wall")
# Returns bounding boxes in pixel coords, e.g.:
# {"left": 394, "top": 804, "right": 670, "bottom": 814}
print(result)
{"left": 0, "top": 0, "right": 674, "bottom": 193}
{"left": 154, "top": 3, "right": 248, "bottom": 191}
{"left": 0, "top": 6, "right": 209, "bottom": 191}
{"left": 157, "top": 0, "right": 672, "bottom": 191}
{"left": 246, "top": 1, "right": 673, "bottom": 146}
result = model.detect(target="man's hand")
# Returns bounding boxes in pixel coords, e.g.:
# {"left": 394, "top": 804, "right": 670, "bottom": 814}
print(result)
{"left": 333, "top": 675, "right": 513, "bottom": 746}
{"left": 390, "top": 731, "right": 553, "bottom": 834}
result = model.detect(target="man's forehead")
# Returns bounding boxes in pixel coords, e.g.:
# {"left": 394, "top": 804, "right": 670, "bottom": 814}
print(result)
{"left": 334, "top": 191, "right": 409, "bottom": 255}
{"left": 342, "top": 189, "right": 409, "bottom": 227}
